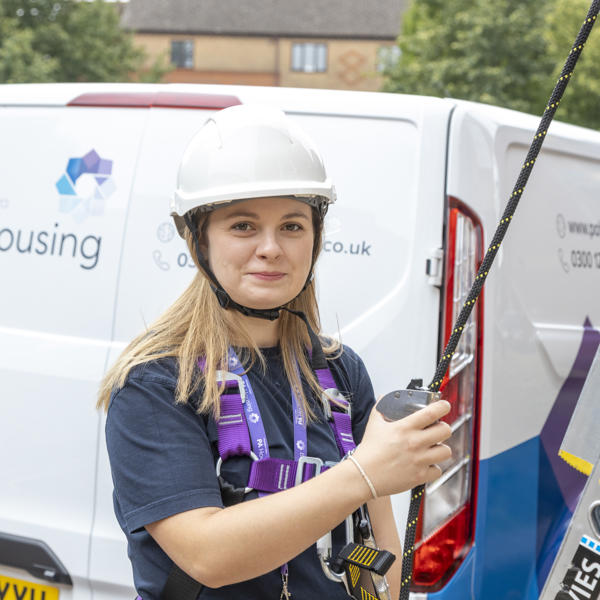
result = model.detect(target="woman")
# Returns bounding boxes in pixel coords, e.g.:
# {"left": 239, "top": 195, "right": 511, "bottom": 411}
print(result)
{"left": 98, "top": 105, "right": 451, "bottom": 600}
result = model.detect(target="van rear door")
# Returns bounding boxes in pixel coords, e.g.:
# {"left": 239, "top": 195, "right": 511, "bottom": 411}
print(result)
{"left": 445, "top": 101, "right": 600, "bottom": 598}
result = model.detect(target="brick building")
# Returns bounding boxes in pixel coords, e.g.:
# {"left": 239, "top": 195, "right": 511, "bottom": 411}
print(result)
{"left": 121, "top": 0, "right": 407, "bottom": 91}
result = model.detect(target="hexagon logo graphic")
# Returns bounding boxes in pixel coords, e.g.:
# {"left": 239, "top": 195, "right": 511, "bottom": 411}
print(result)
{"left": 56, "top": 149, "right": 115, "bottom": 222}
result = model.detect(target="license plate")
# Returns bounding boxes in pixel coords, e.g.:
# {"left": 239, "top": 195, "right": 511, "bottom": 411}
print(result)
{"left": 0, "top": 574, "right": 59, "bottom": 600}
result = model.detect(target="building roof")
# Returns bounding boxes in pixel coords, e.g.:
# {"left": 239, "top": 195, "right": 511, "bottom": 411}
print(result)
{"left": 121, "top": 0, "right": 408, "bottom": 40}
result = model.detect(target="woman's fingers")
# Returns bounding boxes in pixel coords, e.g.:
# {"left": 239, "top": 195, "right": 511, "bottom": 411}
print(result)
{"left": 425, "top": 464, "right": 443, "bottom": 483}
{"left": 405, "top": 400, "right": 451, "bottom": 429}
{"left": 420, "top": 420, "right": 453, "bottom": 446}
{"left": 423, "top": 442, "right": 452, "bottom": 466}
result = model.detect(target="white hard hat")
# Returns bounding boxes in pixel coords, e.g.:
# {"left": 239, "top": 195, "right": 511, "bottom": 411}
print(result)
{"left": 171, "top": 104, "right": 335, "bottom": 235}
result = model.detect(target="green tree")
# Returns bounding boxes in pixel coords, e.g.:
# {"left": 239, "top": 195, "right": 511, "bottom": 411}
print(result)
{"left": 383, "top": 0, "right": 555, "bottom": 116}
{"left": 545, "top": 0, "right": 600, "bottom": 130}
{"left": 0, "top": 15, "right": 58, "bottom": 82}
{"left": 0, "top": 0, "right": 169, "bottom": 83}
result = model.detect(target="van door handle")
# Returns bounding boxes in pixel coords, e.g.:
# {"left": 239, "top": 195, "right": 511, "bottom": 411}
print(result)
{"left": 0, "top": 531, "right": 72, "bottom": 586}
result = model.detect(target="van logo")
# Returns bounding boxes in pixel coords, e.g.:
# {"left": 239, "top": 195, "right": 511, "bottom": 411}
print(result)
{"left": 157, "top": 222, "right": 176, "bottom": 243}
{"left": 55, "top": 149, "right": 115, "bottom": 222}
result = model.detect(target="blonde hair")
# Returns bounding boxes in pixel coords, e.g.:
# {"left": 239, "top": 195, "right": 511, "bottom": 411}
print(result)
{"left": 97, "top": 207, "right": 340, "bottom": 418}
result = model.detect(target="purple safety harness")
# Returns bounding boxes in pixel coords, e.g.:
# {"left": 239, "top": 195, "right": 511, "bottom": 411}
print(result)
{"left": 213, "top": 348, "right": 356, "bottom": 600}
{"left": 152, "top": 348, "right": 359, "bottom": 600}
{"left": 215, "top": 347, "right": 356, "bottom": 496}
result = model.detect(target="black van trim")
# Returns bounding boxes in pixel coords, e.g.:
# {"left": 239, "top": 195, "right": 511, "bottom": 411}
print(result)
{"left": 0, "top": 531, "right": 72, "bottom": 586}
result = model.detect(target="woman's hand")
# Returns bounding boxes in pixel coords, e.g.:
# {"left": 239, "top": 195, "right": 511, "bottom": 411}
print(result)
{"left": 352, "top": 399, "right": 452, "bottom": 498}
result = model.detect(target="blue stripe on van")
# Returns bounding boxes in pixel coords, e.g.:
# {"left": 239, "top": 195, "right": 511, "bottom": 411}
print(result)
{"left": 427, "top": 438, "right": 539, "bottom": 600}
{"left": 473, "top": 438, "right": 541, "bottom": 599}
{"left": 429, "top": 317, "right": 599, "bottom": 600}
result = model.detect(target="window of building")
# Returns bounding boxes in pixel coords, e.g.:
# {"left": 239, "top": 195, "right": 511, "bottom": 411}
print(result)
{"left": 376, "top": 45, "right": 401, "bottom": 73}
{"left": 171, "top": 40, "right": 194, "bottom": 69}
{"left": 291, "top": 43, "right": 327, "bottom": 73}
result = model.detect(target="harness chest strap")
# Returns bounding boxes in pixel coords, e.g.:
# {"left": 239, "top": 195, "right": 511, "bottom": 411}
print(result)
{"left": 214, "top": 351, "right": 356, "bottom": 495}
{"left": 247, "top": 455, "right": 334, "bottom": 492}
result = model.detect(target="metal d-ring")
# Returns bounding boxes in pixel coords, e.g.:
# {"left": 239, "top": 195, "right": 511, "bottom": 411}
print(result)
{"left": 215, "top": 451, "right": 259, "bottom": 495}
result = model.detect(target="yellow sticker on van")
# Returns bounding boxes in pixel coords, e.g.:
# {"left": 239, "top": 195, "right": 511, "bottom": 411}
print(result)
{"left": 0, "top": 574, "right": 59, "bottom": 600}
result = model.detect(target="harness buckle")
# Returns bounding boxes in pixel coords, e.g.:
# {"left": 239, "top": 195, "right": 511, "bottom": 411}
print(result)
{"left": 215, "top": 451, "right": 258, "bottom": 495}
{"left": 321, "top": 388, "right": 351, "bottom": 420}
{"left": 295, "top": 455, "right": 324, "bottom": 487}
{"left": 216, "top": 370, "right": 246, "bottom": 402}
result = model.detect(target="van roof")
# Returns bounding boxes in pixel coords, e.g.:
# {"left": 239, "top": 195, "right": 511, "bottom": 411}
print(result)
{"left": 0, "top": 83, "right": 597, "bottom": 144}
{"left": 0, "top": 82, "right": 446, "bottom": 120}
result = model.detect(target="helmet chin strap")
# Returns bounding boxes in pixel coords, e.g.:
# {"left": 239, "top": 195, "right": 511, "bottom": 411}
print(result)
{"left": 184, "top": 214, "right": 326, "bottom": 368}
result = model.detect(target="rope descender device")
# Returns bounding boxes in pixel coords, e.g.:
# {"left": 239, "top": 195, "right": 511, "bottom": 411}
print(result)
{"left": 317, "top": 506, "right": 397, "bottom": 600}
{"left": 376, "top": 1, "right": 600, "bottom": 598}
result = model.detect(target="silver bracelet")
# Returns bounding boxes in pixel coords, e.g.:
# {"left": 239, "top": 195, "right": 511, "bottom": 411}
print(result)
{"left": 345, "top": 451, "right": 378, "bottom": 499}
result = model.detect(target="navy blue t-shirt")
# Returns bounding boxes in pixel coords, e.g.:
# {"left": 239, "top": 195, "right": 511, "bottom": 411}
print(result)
{"left": 105, "top": 345, "right": 375, "bottom": 600}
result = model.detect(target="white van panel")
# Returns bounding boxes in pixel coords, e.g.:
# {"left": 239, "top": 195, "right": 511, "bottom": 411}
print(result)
{"left": 0, "top": 106, "right": 146, "bottom": 336}
{"left": 504, "top": 143, "right": 600, "bottom": 373}
{"left": 89, "top": 106, "right": 209, "bottom": 598}
{"left": 0, "top": 104, "right": 146, "bottom": 598}
{"left": 297, "top": 115, "right": 419, "bottom": 332}
{"left": 109, "top": 107, "right": 211, "bottom": 345}
{"left": 447, "top": 102, "right": 600, "bottom": 461}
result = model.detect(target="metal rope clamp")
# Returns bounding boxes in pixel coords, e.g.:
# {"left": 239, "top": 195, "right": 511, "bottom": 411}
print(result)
{"left": 316, "top": 492, "right": 397, "bottom": 600}
{"left": 317, "top": 511, "right": 396, "bottom": 599}
{"left": 376, "top": 387, "right": 441, "bottom": 422}
{"left": 318, "top": 505, "right": 396, "bottom": 600}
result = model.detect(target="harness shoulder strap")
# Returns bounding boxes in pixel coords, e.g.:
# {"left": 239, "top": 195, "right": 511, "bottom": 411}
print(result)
{"left": 159, "top": 564, "right": 202, "bottom": 600}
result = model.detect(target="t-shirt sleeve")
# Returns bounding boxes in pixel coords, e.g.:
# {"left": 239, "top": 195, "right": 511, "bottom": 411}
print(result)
{"left": 333, "top": 345, "right": 376, "bottom": 445}
{"left": 105, "top": 370, "right": 223, "bottom": 534}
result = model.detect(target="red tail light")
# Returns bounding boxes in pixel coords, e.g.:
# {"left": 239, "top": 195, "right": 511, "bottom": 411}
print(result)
{"left": 412, "top": 197, "right": 483, "bottom": 591}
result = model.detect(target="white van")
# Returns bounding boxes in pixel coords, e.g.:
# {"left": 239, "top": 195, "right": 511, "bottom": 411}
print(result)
{"left": 1, "top": 83, "right": 599, "bottom": 600}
